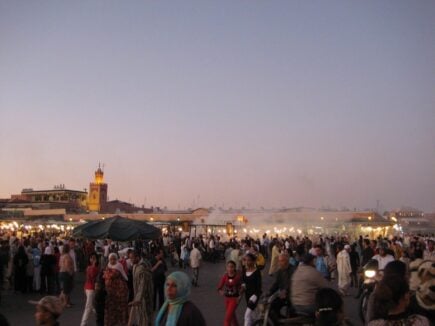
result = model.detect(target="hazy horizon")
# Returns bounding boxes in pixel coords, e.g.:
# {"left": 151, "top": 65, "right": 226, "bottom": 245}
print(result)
{"left": 1, "top": 1, "right": 434, "bottom": 212}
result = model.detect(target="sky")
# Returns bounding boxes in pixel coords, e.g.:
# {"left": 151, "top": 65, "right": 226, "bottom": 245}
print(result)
{"left": 1, "top": 1, "right": 434, "bottom": 212}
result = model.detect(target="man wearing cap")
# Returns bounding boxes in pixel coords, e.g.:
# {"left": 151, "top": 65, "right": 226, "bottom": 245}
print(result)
{"left": 31, "top": 296, "right": 63, "bottom": 326}
{"left": 337, "top": 244, "right": 352, "bottom": 296}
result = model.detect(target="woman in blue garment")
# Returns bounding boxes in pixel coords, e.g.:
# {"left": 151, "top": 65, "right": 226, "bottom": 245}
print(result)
{"left": 155, "top": 271, "right": 206, "bottom": 326}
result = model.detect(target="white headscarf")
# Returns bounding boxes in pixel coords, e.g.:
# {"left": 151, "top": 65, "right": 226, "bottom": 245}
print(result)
{"left": 107, "top": 253, "right": 128, "bottom": 281}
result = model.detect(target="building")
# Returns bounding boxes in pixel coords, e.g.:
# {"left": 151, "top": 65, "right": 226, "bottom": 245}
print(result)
{"left": 101, "top": 200, "right": 152, "bottom": 214}
{"left": 7, "top": 186, "right": 88, "bottom": 213}
{"left": 87, "top": 165, "right": 108, "bottom": 212}
{"left": 389, "top": 207, "right": 430, "bottom": 232}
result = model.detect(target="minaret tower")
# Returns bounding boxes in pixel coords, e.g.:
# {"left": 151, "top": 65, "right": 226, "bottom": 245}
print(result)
{"left": 87, "top": 164, "right": 108, "bottom": 212}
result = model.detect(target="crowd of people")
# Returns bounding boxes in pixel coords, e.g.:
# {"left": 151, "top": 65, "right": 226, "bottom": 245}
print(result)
{"left": 0, "top": 229, "right": 433, "bottom": 325}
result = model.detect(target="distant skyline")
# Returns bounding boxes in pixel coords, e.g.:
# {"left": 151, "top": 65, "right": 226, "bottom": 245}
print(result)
{"left": 1, "top": 1, "right": 434, "bottom": 212}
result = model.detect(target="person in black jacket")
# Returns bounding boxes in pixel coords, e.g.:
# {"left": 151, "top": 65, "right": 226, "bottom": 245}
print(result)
{"left": 361, "top": 239, "right": 374, "bottom": 267}
{"left": 93, "top": 269, "right": 106, "bottom": 326}
{"left": 151, "top": 249, "right": 167, "bottom": 311}
{"left": 13, "top": 245, "right": 28, "bottom": 293}
{"left": 242, "top": 253, "right": 262, "bottom": 326}
{"left": 268, "top": 252, "right": 295, "bottom": 321}
{"left": 40, "top": 246, "right": 56, "bottom": 295}
{"left": 349, "top": 244, "right": 360, "bottom": 288}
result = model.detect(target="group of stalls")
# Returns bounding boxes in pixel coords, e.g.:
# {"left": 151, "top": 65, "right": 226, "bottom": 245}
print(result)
{"left": 0, "top": 215, "right": 162, "bottom": 254}
{"left": 0, "top": 216, "right": 79, "bottom": 238}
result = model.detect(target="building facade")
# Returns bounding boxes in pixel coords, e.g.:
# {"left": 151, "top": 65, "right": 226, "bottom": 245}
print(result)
{"left": 9, "top": 187, "right": 88, "bottom": 213}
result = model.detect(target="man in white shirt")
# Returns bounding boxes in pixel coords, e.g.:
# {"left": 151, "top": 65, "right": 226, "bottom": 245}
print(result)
{"left": 190, "top": 243, "right": 202, "bottom": 287}
{"left": 208, "top": 236, "right": 216, "bottom": 263}
{"left": 337, "top": 244, "right": 352, "bottom": 296}
{"left": 372, "top": 245, "right": 395, "bottom": 270}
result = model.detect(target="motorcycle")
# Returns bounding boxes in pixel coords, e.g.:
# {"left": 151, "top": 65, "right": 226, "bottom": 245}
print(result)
{"left": 254, "top": 291, "right": 314, "bottom": 326}
{"left": 359, "top": 259, "right": 379, "bottom": 323}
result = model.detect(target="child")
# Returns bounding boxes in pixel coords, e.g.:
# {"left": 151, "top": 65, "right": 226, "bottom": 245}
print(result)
{"left": 217, "top": 261, "right": 243, "bottom": 326}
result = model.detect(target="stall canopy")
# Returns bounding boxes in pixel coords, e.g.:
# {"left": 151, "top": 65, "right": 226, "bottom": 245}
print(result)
{"left": 73, "top": 215, "right": 161, "bottom": 241}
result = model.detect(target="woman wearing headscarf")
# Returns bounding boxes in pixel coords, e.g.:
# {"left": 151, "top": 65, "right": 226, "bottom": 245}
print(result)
{"left": 155, "top": 271, "right": 206, "bottom": 326}
{"left": 369, "top": 275, "right": 430, "bottom": 325}
{"left": 103, "top": 253, "right": 128, "bottom": 326}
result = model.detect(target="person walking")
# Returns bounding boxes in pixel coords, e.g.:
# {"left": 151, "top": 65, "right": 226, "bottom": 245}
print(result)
{"left": 349, "top": 244, "right": 360, "bottom": 288}
{"left": 32, "top": 244, "right": 42, "bottom": 292}
{"left": 180, "top": 244, "right": 189, "bottom": 269}
{"left": 337, "top": 244, "right": 352, "bottom": 296}
{"left": 13, "top": 245, "right": 28, "bottom": 293}
{"left": 40, "top": 245, "right": 55, "bottom": 294}
{"left": 151, "top": 249, "right": 167, "bottom": 311}
{"left": 217, "top": 260, "right": 242, "bottom": 326}
{"left": 128, "top": 251, "right": 153, "bottom": 326}
{"left": 208, "top": 235, "right": 216, "bottom": 263}
{"left": 268, "top": 241, "right": 280, "bottom": 276}
{"left": 104, "top": 253, "right": 129, "bottom": 326}
{"left": 189, "top": 243, "right": 202, "bottom": 287}
{"left": 94, "top": 270, "right": 106, "bottom": 326}
{"left": 229, "top": 244, "right": 242, "bottom": 272}
{"left": 242, "top": 253, "right": 262, "bottom": 326}
{"left": 80, "top": 252, "right": 99, "bottom": 326}
{"left": 59, "top": 244, "right": 74, "bottom": 307}
{"left": 25, "top": 246, "right": 34, "bottom": 293}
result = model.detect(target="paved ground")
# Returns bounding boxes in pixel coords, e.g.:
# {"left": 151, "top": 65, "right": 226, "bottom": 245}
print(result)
{"left": 0, "top": 259, "right": 362, "bottom": 326}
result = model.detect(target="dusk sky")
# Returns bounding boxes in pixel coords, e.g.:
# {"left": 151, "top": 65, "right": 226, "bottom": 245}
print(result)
{"left": 1, "top": 1, "right": 434, "bottom": 212}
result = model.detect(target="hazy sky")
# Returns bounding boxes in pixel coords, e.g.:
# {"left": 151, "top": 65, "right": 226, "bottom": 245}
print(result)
{"left": 1, "top": 1, "right": 434, "bottom": 212}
